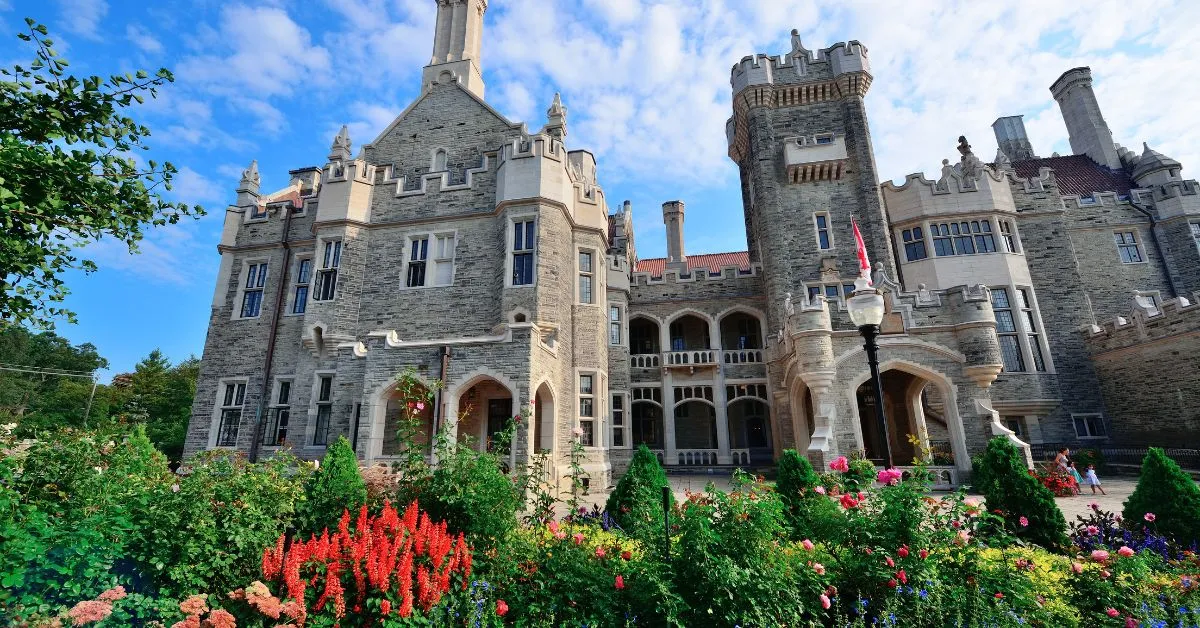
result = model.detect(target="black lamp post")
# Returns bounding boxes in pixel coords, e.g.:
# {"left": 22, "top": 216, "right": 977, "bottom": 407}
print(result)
{"left": 846, "top": 276, "right": 893, "bottom": 468}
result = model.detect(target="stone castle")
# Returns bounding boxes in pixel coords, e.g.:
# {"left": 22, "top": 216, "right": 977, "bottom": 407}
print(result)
{"left": 185, "top": 0, "right": 1200, "bottom": 488}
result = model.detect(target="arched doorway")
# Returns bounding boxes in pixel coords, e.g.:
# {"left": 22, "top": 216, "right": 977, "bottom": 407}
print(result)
{"left": 382, "top": 383, "right": 436, "bottom": 457}
{"left": 855, "top": 369, "right": 930, "bottom": 466}
{"left": 674, "top": 400, "right": 717, "bottom": 464}
{"left": 719, "top": 312, "right": 763, "bottom": 350}
{"left": 456, "top": 378, "right": 514, "bottom": 453}
{"left": 533, "top": 382, "right": 555, "bottom": 455}
{"left": 727, "top": 398, "right": 772, "bottom": 464}
{"left": 668, "top": 314, "right": 710, "bottom": 352}
{"left": 631, "top": 388, "right": 664, "bottom": 453}
{"left": 629, "top": 317, "right": 661, "bottom": 356}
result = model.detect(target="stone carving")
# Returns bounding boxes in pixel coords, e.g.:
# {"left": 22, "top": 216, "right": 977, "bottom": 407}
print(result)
{"left": 784, "top": 292, "right": 795, "bottom": 315}
{"left": 238, "top": 160, "right": 260, "bottom": 192}
{"left": 994, "top": 147, "right": 1012, "bottom": 171}
{"left": 958, "top": 135, "right": 983, "bottom": 180}
{"left": 329, "top": 125, "right": 352, "bottom": 162}
{"left": 790, "top": 29, "right": 803, "bottom": 54}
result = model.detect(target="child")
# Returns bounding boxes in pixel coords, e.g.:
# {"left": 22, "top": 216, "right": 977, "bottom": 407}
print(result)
{"left": 1068, "top": 462, "right": 1084, "bottom": 495}
{"left": 1084, "top": 464, "right": 1107, "bottom": 495}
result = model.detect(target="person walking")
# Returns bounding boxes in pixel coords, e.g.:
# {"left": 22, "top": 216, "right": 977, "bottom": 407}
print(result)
{"left": 1068, "top": 461, "right": 1084, "bottom": 495}
{"left": 1084, "top": 464, "right": 1107, "bottom": 495}
{"left": 1054, "top": 447, "right": 1071, "bottom": 474}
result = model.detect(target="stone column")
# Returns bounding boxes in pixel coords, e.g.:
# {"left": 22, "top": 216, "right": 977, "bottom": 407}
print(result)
{"left": 662, "top": 370, "right": 676, "bottom": 466}
{"left": 713, "top": 375, "right": 732, "bottom": 464}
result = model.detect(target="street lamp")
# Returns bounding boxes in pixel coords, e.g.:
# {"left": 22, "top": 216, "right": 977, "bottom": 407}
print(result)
{"left": 846, "top": 275, "right": 893, "bottom": 468}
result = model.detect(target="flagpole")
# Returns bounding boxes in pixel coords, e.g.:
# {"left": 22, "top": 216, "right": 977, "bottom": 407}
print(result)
{"left": 847, "top": 220, "right": 893, "bottom": 467}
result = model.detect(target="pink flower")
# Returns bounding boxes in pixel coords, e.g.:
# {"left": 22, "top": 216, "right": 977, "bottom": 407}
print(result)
{"left": 1071, "top": 562, "right": 1083, "bottom": 574}
{"left": 1118, "top": 546, "right": 1135, "bottom": 557}
{"left": 68, "top": 600, "right": 113, "bottom": 626}
{"left": 615, "top": 575, "right": 625, "bottom": 590}
{"left": 1144, "top": 512, "right": 1157, "bottom": 522}
{"left": 415, "top": 402, "right": 426, "bottom": 411}
{"left": 812, "top": 562, "right": 826, "bottom": 575}
{"left": 572, "top": 427, "right": 584, "bottom": 437}
{"left": 885, "top": 556, "right": 895, "bottom": 568}
{"left": 1089, "top": 502, "right": 1100, "bottom": 510}
{"left": 1107, "top": 608, "right": 1120, "bottom": 618}
{"left": 1126, "top": 617, "right": 1138, "bottom": 628}
{"left": 955, "top": 530, "right": 971, "bottom": 546}
{"left": 1091, "top": 549, "right": 1110, "bottom": 562}
{"left": 814, "top": 486, "right": 827, "bottom": 495}
{"left": 887, "top": 579, "right": 898, "bottom": 589}
{"left": 897, "top": 569, "right": 907, "bottom": 584}
{"left": 179, "top": 595, "right": 209, "bottom": 616}
{"left": 876, "top": 468, "right": 903, "bottom": 485}
{"left": 801, "top": 539, "right": 814, "bottom": 551}
{"left": 205, "top": 609, "right": 236, "bottom": 628}
{"left": 963, "top": 498, "right": 980, "bottom": 509}
{"left": 97, "top": 586, "right": 126, "bottom": 602}
{"left": 830, "top": 456, "right": 850, "bottom": 472}
{"left": 554, "top": 531, "right": 566, "bottom": 540}
{"left": 547, "top": 519, "right": 559, "bottom": 534}
{"left": 897, "top": 546, "right": 909, "bottom": 558}
{"left": 819, "top": 594, "right": 831, "bottom": 610}
{"left": 918, "top": 549, "right": 929, "bottom": 560}
{"left": 595, "top": 546, "right": 607, "bottom": 558}
{"left": 573, "top": 533, "right": 585, "bottom": 545}
{"left": 1019, "top": 516, "right": 1029, "bottom": 527}
{"left": 1101, "top": 569, "right": 1112, "bottom": 579}
{"left": 496, "top": 599, "right": 509, "bottom": 616}
{"left": 1086, "top": 525, "right": 1100, "bottom": 536}
{"left": 839, "top": 494, "right": 859, "bottom": 509}
{"left": 513, "top": 414, "right": 522, "bottom": 424}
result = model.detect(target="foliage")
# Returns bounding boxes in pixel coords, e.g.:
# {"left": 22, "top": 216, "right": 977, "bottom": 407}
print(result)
{"left": 843, "top": 456, "right": 877, "bottom": 492}
{"left": 605, "top": 444, "right": 671, "bottom": 542}
{"left": 1070, "top": 447, "right": 1105, "bottom": 472}
{"left": 1069, "top": 502, "right": 1186, "bottom": 559}
{"left": 105, "top": 350, "right": 199, "bottom": 461}
{"left": 1123, "top": 447, "right": 1200, "bottom": 546}
{"left": 419, "top": 440, "right": 520, "bottom": 552}
{"left": 296, "top": 435, "right": 367, "bottom": 536}
{"left": 132, "top": 450, "right": 309, "bottom": 597}
{"left": 974, "top": 436, "right": 1068, "bottom": 549}
{"left": 0, "top": 325, "right": 107, "bottom": 431}
{"left": 0, "top": 19, "right": 203, "bottom": 329}
{"left": 776, "top": 449, "right": 845, "bottom": 541}
{"left": 1031, "top": 464, "right": 1078, "bottom": 497}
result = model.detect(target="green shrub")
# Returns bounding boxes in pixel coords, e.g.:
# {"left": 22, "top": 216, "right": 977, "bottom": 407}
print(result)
{"left": 1071, "top": 448, "right": 1105, "bottom": 473}
{"left": 418, "top": 443, "right": 520, "bottom": 550}
{"left": 133, "top": 450, "right": 308, "bottom": 596}
{"left": 776, "top": 449, "right": 845, "bottom": 541}
{"left": 974, "top": 437, "right": 1067, "bottom": 549}
{"left": 605, "top": 445, "right": 671, "bottom": 540}
{"left": 1123, "top": 447, "right": 1200, "bottom": 545}
{"left": 843, "top": 456, "right": 877, "bottom": 492}
{"left": 296, "top": 435, "right": 366, "bottom": 535}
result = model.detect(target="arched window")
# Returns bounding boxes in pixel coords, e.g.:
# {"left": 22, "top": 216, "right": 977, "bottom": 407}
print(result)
{"left": 432, "top": 149, "right": 448, "bottom": 171}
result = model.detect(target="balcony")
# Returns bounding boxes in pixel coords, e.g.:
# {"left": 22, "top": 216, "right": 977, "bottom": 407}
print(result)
{"left": 664, "top": 350, "right": 718, "bottom": 368}
{"left": 722, "top": 349, "right": 764, "bottom": 364}
{"left": 630, "top": 354, "right": 660, "bottom": 368}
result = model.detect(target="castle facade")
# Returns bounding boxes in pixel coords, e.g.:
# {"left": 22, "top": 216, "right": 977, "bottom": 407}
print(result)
{"left": 185, "top": 0, "right": 1200, "bottom": 487}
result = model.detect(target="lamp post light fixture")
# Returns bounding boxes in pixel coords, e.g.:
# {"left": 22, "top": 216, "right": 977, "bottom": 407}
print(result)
{"left": 846, "top": 275, "right": 893, "bottom": 468}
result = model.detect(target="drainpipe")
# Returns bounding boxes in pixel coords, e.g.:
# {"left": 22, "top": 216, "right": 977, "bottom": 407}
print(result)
{"left": 1129, "top": 199, "right": 1181, "bottom": 298}
{"left": 432, "top": 346, "right": 452, "bottom": 456}
{"left": 248, "top": 201, "right": 296, "bottom": 463}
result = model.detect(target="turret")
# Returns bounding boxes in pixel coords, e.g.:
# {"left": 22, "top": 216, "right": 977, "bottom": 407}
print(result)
{"left": 543, "top": 92, "right": 567, "bottom": 140}
{"left": 1049, "top": 67, "right": 1121, "bottom": 169}
{"left": 1131, "top": 143, "right": 1183, "bottom": 187}
{"left": 235, "top": 160, "right": 260, "bottom": 208}
{"left": 662, "top": 201, "right": 686, "bottom": 272}
{"left": 422, "top": 0, "right": 488, "bottom": 99}
{"left": 991, "top": 115, "right": 1037, "bottom": 162}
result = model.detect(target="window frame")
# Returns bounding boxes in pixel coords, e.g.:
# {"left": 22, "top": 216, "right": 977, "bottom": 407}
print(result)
{"left": 1072, "top": 413, "right": 1108, "bottom": 440}
{"left": 610, "top": 391, "right": 629, "bottom": 449}
{"left": 506, "top": 215, "right": 538, "bottom": 287}
{"left": 901, "top": 226, "right": 928, "bottom": 261}
{"left": 234, "top": 259, "right": 269, "bottom": 320}
{"left": 1114, "top": 230, "right": 1145, "bottom": 264}
{"left": 311, "top": 372, "right": 335, "bottom": 447}
{"left": 814, "top": 212, "right": 834, "bottom": 251}
{"left": 289, "top": 256, "right": 312, "bottom": 315}
{"left": 577, "top": 371, "right": 597, "bottom": 448}
{"left": 261, "top": 379, "right": 292, "bottom": 447}
{"left": 210, "top": 378, "right": 248, "bottom": 448}
{"left": 577, "top": 248, "right": 597, "bottom": 304}
{"left": 1016, "top": 287, "right": 1048, "bottom": 372}
{"left": 999, "top": 220, "right": 1020, "bottom": 253}
{"left": 990, "top": 287, "right": 1025, "bottom": 373}
{"left": 608, "top": 304, "right": 624, "bottom": 345}
{"left": 402, "top": 231, "right": 457, "bottom": 289}
{"left": 1190, "top": 221, "right": 1200, "bottom": 256}
{"left": 313, "top": 239, "right": 342, "bottom": 301}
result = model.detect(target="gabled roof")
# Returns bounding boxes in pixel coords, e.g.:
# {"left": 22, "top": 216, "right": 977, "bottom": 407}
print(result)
{"left": 635, "top": 251, "right": 751, "bottom": 276}
{"left": 1011, "top": 154, "right": 1132, "bottom": 198}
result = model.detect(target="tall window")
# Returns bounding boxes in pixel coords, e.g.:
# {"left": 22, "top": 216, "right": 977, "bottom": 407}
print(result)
{"left": 292, "top": 259, "right": 311, "bottom": 314}
{"left": 407, "top": 237, "right": 429, "bottom": 287}
{"left": 931, "top": 224, "right": 955, "bottom": 256}
{"left": 1073, "top": 414, "right": 1107, "bottom": 439}
{"left": 241, "top": 262, "right": 268, "bottom": 318}
{"left": 1191, "top": 222, "right": 1200, "bottom": 254}
{"left": 215, "top": 381, "right": 246, "bottom": 447}
{"left": 814, "top": 213, "right": 832, "bottom": 250}
{"left": 1114, "top": 231, "right": 1143, "bottom": 263}
{"left": 990, "top": 288, "right": 1025, "bottom": 372}
{"left": 611, "top": 393, "right": 626, "bottom": 448}
{"left": 609, "top": 305, "right": 622, "bottom": 345}
{"left": 432, "top": 234, "right": 455, "bottom": 285}
{"left": 511, "top": 219, "right": 536, "bottom": 286}
{"left": 902, "top": 227, "right": 927, "bottom": 261}
{"left": 999, "top": 220, "right": 1019, "bottom": 253}
{"left": 930, "top": 221, "right": 997, "bottom": 255}
{"left": 315, "top": 240, "right": 341, "bottom": 300}
{"left": 262, "top": 381, "right": 291, "bottom": 446}
{"left": 578, "top": 374, "right": 595, "bottom": 446}
{"left": 973, "top": 221, "right": 997, "bottom": 253}
{"left": 1017, "top": 288, "right": 1047, "bottom": 372}
{"left": 314, "top": 375, "right": 333, "bottom": 446}
{"left": 578, "top": 251, "right": 594, "bottom": 303}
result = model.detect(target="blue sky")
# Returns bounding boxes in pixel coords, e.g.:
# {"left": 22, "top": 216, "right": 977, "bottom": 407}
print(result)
{"left": 3, "top": 0, "right": 1198, "bottom": 378}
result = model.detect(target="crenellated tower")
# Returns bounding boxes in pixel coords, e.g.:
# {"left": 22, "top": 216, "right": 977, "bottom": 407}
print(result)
{"left": 422, "top": 0, "right": 488, "bottom": 99}
{"left": 726, "top": 30, "right": 894, "bottom": 328}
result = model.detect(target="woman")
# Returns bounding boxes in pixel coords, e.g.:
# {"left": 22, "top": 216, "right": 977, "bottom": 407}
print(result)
{"left": 1054, "top": 447, "right": 1071, "bottom": 475}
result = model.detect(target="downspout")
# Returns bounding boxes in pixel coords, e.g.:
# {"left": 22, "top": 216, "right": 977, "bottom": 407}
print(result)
{"left": 249, "top": 201, "right": 296, "bottom": 463}
{"left": 1129, "top": 198, "right": 1181, "bottom": 298}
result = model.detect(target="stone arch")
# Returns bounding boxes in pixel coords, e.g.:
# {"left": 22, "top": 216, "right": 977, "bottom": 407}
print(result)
{"left": 664, "top": 308, "right": 715, "bottom": 352}
{"left": 673, "top": 399, "right": 717, "bottom": 452}
{"left": 717, "top": 306, "right": 766, "bottom": 351}
{"left": 727, "top": 397, "right": 772, "bottom": 463}
{"left": 843, "top": 358, "right": 970, "bottom": 471}
{"left": 431, "top": 148, "right": 448, "bottom": 171}
{"left": 364, "top": 372, "right": 441, "bottom": 462}
{"left": 507, "top": 307, "right": 531, "bottom": 323}
{"left": 628, "top": 313, "right": 662, "bottom": 355}
{"left": 531, "top": 379, "right": 557, "bottom": 455}
{"left": 447, "top": 368, "right": 520, "bottom": 453}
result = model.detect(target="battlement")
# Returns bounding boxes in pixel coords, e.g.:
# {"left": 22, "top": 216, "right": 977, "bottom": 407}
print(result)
{"left": 1151, "top": 178, "right": 1199, "bottom": 201}
{"left": 882, "top": 162, "right": 1017, "bottom": 223}
{"left": 631, "top": 263, "right": 761, "bottom": 286}
{"left": 1059, "top": 191, "right": 1128, "bottom": 210}
{"left": 729, "top": 37, "right": 869, "bottom": 94}
{"left": 1084, "top": 293, "right": 1200, "bottom": 353}
{"left": 375, "top": 155, "right": 491, "bottom": 198}
{"left": 1146, "top": 178, "right": 1200, "bottom": 220}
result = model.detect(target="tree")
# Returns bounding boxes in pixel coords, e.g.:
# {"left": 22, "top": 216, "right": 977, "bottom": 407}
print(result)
{"left": 974, "top": 436, "right": 1068, "bottom": 549}
{"left": 296, "top": 436, "right": 367, "bottom": 535}
{"left": 1123, "top": 448, "right": 1200, "bottom": 546}
{"left": 109, "top": 350, "right": 199, "bottom": 460}
{"left": 606, "top": 445, "right": 672, "bottom": 541}
{"left": 0, "top": 325, "right": 107, "bottom": 432}
{"left": 0, "top": 18, "right": 203, "bottom": 329}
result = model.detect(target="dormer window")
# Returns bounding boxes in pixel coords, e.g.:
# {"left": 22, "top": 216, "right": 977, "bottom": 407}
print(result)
{"left": 815, "top": 134, "right": 834, "bottom": 145}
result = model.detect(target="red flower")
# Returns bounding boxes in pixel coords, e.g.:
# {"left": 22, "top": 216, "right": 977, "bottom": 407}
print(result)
{"left": 381, "top": 599, "right": 392, "bottom": 616}
{"left": 615, "top": 575, "right": 625, "bottom": 590}
{"left": 496, "top": 599, "right": 509, "bottom": 616}
{"left": 621, "top": 550, "right": 632, "bottom": 561}
{"left": 885, "top": 556, "right": 895, "bottom": 568}
{"left": 887, "top": 579, "right": 898, "bottom": 589}
{"left": 994, "top": 592, "right": 1004, "bottom": 599}
{"left": 840, "top": 494, "right": 859, "bottom": 509}
{"left": 897, "top": 569, "right": 907, "bottom": 584}
{"left": 1106, "top": 608, "right": 1119, "bottom": 618}
{"left": 897, "top": 546, "right": 909, "bottom": 558}
{"left": 918, "top": 549, "right": 929, "bottom": 560}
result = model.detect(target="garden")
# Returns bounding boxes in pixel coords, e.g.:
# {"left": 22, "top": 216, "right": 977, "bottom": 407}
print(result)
{"left": 4, "top": 378, "right": 1200, "bottom": 628}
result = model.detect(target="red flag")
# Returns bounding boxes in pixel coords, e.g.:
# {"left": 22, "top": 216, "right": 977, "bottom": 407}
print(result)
{"left": 851, "top": 219, "right": 872, "bottom": 285}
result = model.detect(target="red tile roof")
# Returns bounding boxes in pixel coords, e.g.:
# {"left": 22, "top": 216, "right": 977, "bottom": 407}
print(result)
{"left": 635, "top": 251, "right": 751, "bottom": 276}
{"left": 1011, "top": 154, "right": 1132, "bottom": 198}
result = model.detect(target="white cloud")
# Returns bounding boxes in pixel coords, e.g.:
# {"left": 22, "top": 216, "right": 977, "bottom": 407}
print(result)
{"left": 170, "top": 167, "right": 224, "bottom": 206}
{"left": 56, "top": 0, "right": 107, "bottom": 40}
{"left": 125, "top": 23, "right": 162, "bottom": 54}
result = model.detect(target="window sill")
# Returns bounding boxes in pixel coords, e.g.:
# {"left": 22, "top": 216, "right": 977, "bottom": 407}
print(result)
{"left": 399, "top": 283, "right": 455, "bottom": 291}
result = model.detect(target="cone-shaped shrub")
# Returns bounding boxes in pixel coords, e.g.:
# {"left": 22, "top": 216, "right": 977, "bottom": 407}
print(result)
{"left": 606, "top": 444, "right": 672, "bottom": 539}
{"left": 297, "top": 435, "right": 366, "bottom": 535}
{"left": 975, "top": 436, "right": 1067, "bottom": 549}
{"left": 775, "top": 449, "right": 844, "bottom": 541}
{"left": 1123, "top": 447, "right": 1200, "bottom": 545}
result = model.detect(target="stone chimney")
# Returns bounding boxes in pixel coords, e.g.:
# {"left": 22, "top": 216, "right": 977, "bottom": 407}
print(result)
{"left": 422, "top": 0, "right": 488, "bottom": 99}
{"left": 1049, "top": 67, "right": 1121, "bottom": 169}
{"left": 991, "top": 115, "right": 1038, "bottom": 161}
{"left": 663, "top": 200, "right": 686, "bottom": 272}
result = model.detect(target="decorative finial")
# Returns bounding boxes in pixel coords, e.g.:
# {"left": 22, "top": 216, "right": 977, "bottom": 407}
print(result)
{"left": 544, "top": 92, "right": 568, "bottom": 140}
{"left": 329, "top": 125, "right": 352, "bottom": 162}
{"left": 238, "top": 160, "right": 260, "bottom": 193}
{"left": 957, "top": 135, "right": 983, "bottom": 180}
{"left": 790, "top": 29, "right": 804, "bottom": 54}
